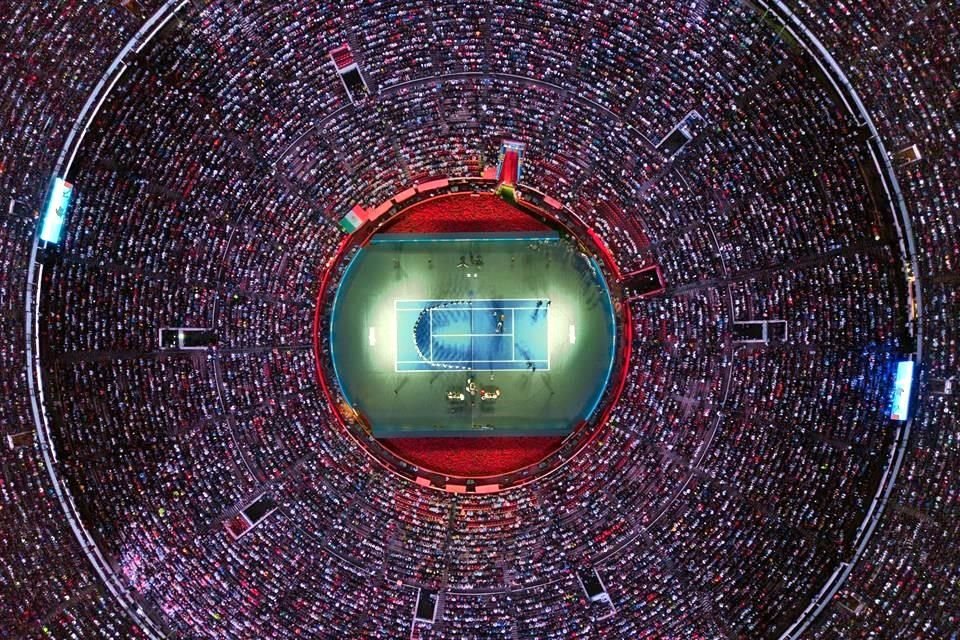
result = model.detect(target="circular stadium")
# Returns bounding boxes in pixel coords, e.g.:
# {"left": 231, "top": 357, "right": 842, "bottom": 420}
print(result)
{"left": 1, "top": 1, "right": 957, "bottom": 639}
{"left": 324, "top": 191, "right": 624, "bottom": 482}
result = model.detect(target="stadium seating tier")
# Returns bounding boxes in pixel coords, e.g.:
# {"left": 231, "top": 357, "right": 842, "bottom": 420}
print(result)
{"left": 1, "top": 0, "right": 957, "bottom": 638}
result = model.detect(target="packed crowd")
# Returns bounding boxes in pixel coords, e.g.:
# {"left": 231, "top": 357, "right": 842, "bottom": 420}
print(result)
{"left": 781, "top": 0, "right": 960, "bottom": 637}
{"left": 0, "top": 0, "right": 957, "bottom": 638}
{"left": 1, "top": 1, "right": 172, "bottom": 638}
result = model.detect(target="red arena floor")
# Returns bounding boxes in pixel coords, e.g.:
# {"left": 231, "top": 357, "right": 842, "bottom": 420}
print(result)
{"left": 364, "top": 192, "right": 565, "bottom": 478}
{"left": 382, "top": 191, "right": 549, "bottom": 234}
{"left": 379, "top": 435, "right": 564, "bottom": 477}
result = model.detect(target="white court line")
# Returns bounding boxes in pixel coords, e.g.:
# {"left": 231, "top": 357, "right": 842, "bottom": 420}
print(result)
{"left": 396, "top": 297, "right": 550, "bottom": 303}
{"left": 394, "top": 299, "right": 399, "bottom": 367}
{"left": 430, "top": 333, "right": 515, "bottom": 338}
{"left": 511, "top": 308, "right": 515, "bottom": 361}
{"left": 427, "top": 307, "right": 541, "bottom": 312}
{"left": 395, "top": 307, "right": 541, "bottom": 314}
{"left": 396, "top": 363, "right": 551, "bottom": 372}
{"left": 396, "top": 359, "right": 549, "bottom": 364}
{"left": 429, "top": 308, "right": 433, "bottom": 362}
{"left": 546, "top": 306, "right": 551, "bottom": 370}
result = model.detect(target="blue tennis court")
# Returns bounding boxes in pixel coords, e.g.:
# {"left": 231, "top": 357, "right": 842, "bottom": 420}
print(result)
{"left": 396, "top": 298, "right": 550, "bottom": 372}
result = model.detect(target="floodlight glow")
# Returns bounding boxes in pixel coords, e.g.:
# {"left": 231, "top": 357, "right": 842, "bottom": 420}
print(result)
{"left": 40, "top": 178, "right": 73, "bottom": 244}
{"left": 890, "top": 360, "right": 914, "bottom": 421}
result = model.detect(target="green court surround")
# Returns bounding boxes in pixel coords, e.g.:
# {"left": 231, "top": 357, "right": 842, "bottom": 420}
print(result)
{"left": 329, "top": 231, "right": 617, "bottom": 438}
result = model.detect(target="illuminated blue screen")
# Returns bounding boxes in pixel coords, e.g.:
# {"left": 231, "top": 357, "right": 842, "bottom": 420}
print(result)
{"left": 890, "top": 360, "right": 914, "bottom": 421}
{"left": 40, "top": 177, "right": 73, "bottom": 244}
